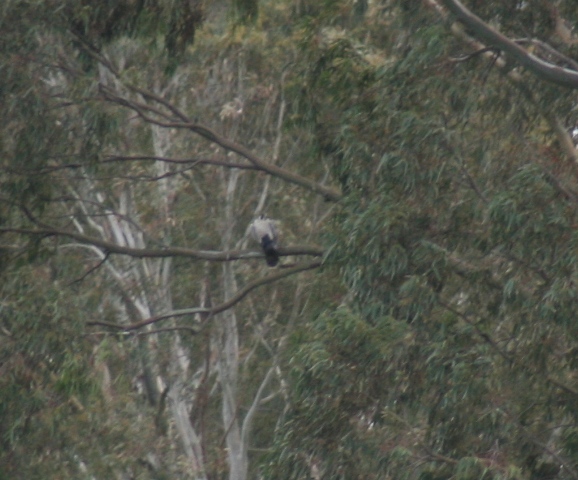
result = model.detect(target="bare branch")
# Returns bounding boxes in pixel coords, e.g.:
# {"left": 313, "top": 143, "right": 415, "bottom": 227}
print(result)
{"left": 99, "top": 85, "right": 343, "bottom": 201}
{"left": 517, "top": 421, "right": 578, "bottom": 480}
{"left": 241, "top": 366, "right": 276, "bottom": 449}
{"left": 87, "top": 259, "right": 322, "bottom": 332}
{"left": 67, "top": 251, "right": 111, "bottom": 285}
{"left": 132, "top": 326, "right": 201, "bottom": 336}
{"left": 66, "top": 41, "right": 341, "bottom": 199}
{"left": 104, "top": 155, "right": 261, "bottom": 170}
{"left": 450, "top": 46, "right": 501, "bottom": 63}
{"left": 0, "top": 226, "right": 323, "bottom": 261}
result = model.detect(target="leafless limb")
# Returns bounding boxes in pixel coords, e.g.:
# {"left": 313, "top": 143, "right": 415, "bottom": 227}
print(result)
{"left": 104, "top": 155, "right": 260, "bottom": 170}
{"left": 67, "top": 251, "right": 111, "bottom": 285}
{"left": 450, "top": 46, "right": 501, "bottom": 63}
{"left": 86, "top": 260, "right": 321, "bottom": 332}
{"left": 0, "top": 226, "right": 323, "bottom": 261}
{"left": 63, "top": 33, "right": 342, "bottom": 201}
{"left": 524, "top": 435, "right": 578, "bottom": 480}
{"left": 99, "top": 85, "right": 342, "bottom": 201}
{"left": 132, "top": 326, "right": 201, "bottom": 336}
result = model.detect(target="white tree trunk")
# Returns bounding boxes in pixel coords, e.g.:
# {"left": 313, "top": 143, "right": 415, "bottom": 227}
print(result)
{"left": 217, "top": 168, "right": 247, "bottom": 480}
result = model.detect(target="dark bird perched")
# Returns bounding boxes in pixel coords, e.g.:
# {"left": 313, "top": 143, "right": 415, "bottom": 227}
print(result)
{"left": 249, "top": 215, "right": 279, "bottom": 267}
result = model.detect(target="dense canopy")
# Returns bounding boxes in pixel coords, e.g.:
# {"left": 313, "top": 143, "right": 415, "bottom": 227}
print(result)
{"left": 2, "top": 1, "right": 578, "bottom": 479}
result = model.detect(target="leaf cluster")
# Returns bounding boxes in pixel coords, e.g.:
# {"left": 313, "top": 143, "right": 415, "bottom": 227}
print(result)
{"left": 267, "top": 2, "right": 578, "bottom": 478}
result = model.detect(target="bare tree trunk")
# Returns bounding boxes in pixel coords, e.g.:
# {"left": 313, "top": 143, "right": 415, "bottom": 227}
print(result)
{"left": 151, "top": 122, "right": 208, "bottom": 478}
{"left": 216, "top": 168, "right": 248, "bottom": 480}
{"left": 65, "top": 117, "right": 211, "bottom": 477}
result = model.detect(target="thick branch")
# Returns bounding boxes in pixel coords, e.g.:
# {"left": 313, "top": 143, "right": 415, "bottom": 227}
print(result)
{"left": 0, "top": 226, "right": 323, "bottom": 261}
{"left": 428, "top": 0, "right": 578, "bottom": 163}
{"left": 438, "top": 0, "right": 578, "bottom": 88}
{"left": 87, "top": 260, "right": 322, "bottom": 332}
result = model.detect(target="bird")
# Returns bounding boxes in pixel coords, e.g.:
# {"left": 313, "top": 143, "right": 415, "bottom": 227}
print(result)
{"left": 249, "top": 215, "right": 279, "bottom": 267}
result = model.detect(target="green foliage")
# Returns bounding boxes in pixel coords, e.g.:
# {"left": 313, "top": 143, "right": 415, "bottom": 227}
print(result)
{"left": 4, "top": 0, "right": 578, "bottom": 478}
{"left": 0, "top": 261, "right": 169, "bottom": 479}
{"left": 57, "top": 0, "right": 204, "bottom": 58}
{"left": 267, "top": 1, "right": 578, "bottom": 479}
{"left": 231, "top": 0, "right": 259, "bottom": 23}
{"left": 264, "top": 307, "right": 412, "bottom": 478}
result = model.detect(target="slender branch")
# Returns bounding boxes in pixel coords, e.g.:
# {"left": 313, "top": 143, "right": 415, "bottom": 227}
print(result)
{"left": 70, "top": 42, "right": 341, "bottom": 199}
{"left": 132, "top": 326, "right": 201, "bottom": 336}
{"left": 450, "top": 46, "right": 501, "bottom": 63}
{"left": 67, "top": 251, "right": 111, "bottom": 285}
{"left": 104, "top": 155, "right": 260, "bottom": 170}
{"left": 241, "top": 366, "right": 276, "bottom": 449}
{"left": 5, "top": 155, "right": 260, "bottom": 176}
{"left": 547, "top": 375, "right": 578, "bottom": 398}
{"left": 421, "top": 448, "right": 459, "bottom": 466}
{"left": 99, "top": 85, "right": 343, "bottom": 201}
{"left": 87, "top": 260, "right": 322, "bottom": 331}
{"left": 517, "top": 421, "right": 578, "bottom": 480}
{"left": 438, "top": 300, "right": 512, "bottom": 363}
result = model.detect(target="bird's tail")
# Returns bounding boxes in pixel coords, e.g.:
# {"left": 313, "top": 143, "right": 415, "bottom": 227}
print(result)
{"left": 265, "top": 251, "right": 279, "bottom": 267}
{"left": 261, "top": 235, "right": 279, "bottom": 267}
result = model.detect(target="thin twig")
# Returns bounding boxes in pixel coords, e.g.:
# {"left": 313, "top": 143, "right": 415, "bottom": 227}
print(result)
{"left": 87, "top": 260, "right": 321, "bottom": 332}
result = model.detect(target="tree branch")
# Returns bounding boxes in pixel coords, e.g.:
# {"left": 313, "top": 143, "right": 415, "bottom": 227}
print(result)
{"left": 104, "top": 155, "right": 261, "bottom": 171}
{"left": 438, "top": 0, "right": 578, "bottom": 88}
{"left": 0, "top": 226, "right": 323, "bottom": 261}
{"left": 428, "top": 0, "right": 578, "bottom": 163}
{"left": 99, "top": 85, "right": 343, "bottom": 201}
{"left": 87, "top": 260, "right": 322, "bottom": 331}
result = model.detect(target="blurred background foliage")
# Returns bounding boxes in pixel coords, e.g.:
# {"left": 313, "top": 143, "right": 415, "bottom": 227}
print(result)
{"left": 2, "top": 0, "right": 578, "bottom": 479}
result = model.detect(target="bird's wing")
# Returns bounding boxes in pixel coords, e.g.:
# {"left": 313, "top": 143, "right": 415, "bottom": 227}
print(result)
{"left": 249, "top": 218, "right": 266, "bottom": 242}
{"left": 268, "top": 219, "right": 278, "bottom": 242}
{"left": 247, "top": 221, "right": 257, "bottom": 242}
